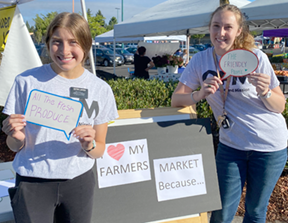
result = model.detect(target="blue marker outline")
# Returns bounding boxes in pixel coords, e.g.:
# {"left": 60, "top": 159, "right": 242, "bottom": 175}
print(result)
{"left": 24, "top": 89, "right": 83, "bottom": 140}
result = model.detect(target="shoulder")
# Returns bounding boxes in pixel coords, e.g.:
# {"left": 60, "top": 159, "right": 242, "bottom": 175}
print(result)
{"left": 15, "top": 65, "right": 47, "bottom": 83}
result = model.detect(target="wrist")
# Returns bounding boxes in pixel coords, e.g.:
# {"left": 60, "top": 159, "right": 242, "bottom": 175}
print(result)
{"left": 83, "top": 140, "right": 96, "bottom": 153}
{"left": 259, "top": 89, "right": 272, "bottom": 99}
{"left": 190, "top": 91, "right": 199, "bottom": 104}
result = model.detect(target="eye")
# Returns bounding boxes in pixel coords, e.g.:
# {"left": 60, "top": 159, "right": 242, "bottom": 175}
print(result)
{"left": 52, "top": 39, "right": 60, "bottom": 44}
{"left": 70, "top": 40, "right": 78, "bottom": 45}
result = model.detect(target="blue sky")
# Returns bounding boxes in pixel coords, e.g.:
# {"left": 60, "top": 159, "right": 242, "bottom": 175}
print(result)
{"left": 18, "top": 0, "right": 254, "bottom": 27}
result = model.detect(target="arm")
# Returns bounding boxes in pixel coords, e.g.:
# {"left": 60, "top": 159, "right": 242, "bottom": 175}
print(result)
{"left": 171, "top": 76, "right": 222, "bottom": 107}
{"left": 260, "top": 86, "right": 286, "bottom": 113}
{"left": 247, "top": 73, "right": 286, "bottom": 113}
{"left": 73, "top": 122, "right": 108, "bottom": 159}
{"left": 145, "top": 61, "right": 155, "bottom": 71}
{"left": 2, "top": 114, "right": 26, "bottom": 152}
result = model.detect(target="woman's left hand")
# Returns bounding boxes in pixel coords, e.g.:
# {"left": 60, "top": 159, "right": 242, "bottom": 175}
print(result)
{"left": 72, "top": 125, "right": 96, "bottom": 151}
{"left": 247, "top": 73, "right": 271, "bottom": 96}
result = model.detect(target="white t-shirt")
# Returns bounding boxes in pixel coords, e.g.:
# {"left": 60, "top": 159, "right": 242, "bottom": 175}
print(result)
{"left": 180, "top": 47, "right": 288, "bottom": 152}
{"left": 3, "top": 64, "right": 119, "bottom": 179}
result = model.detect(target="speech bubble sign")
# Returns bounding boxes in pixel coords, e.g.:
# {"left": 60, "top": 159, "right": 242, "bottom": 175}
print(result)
{"left": 219, "top": 49, "right": 259, "bottom": 80}
{"left": 24, "top": 89, "right": 83, "bottom": 140}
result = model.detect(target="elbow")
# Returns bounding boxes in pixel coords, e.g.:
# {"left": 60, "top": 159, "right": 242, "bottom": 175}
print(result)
{"left": 171, "top": 94, "right": 177, "bottom": 107}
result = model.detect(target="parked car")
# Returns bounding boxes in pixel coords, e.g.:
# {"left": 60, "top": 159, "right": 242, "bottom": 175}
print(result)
{"left": 115, "top": 49, "right": 134, "bottom": 64}
{"left": 125, "top": 47, "right": 137, "bottom": 54}
{"left": 192, "top": 44, "right": 206, "bottom": 51}
{"left": 189, "top": 47, "right": 200, "bottom": 56}
{"left": 93, "top": 48, "right": 124, "bottom": 66}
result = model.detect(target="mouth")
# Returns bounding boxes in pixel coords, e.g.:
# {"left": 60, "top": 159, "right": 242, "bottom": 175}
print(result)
{"left": 215, "top": 38, "right": 226, "bottom": 43}
{"left": 58, "top": 56, "right": 74, "bottom": 62}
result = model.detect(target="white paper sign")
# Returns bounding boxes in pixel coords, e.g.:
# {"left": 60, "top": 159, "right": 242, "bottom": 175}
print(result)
{"left": 153, "top": 154, "right": 206, "bottom": 202}
{"left": 220, "top": 49, "right": 259, "bottom": 80}
{"left": 24, "top": 89, "right": 83, "bottom": 140}
{"left": 96, "top": 139, "right": 151, "bottom": 188}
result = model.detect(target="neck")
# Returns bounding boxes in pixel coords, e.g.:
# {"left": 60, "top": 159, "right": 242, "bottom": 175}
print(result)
{"left": 50, "top": 63, "right": 84, "bottom": 79}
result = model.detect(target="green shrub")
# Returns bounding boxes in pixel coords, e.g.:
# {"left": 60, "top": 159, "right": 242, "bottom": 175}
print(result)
{"left": 107, "top": 78, "right": 178, "bottom": 110}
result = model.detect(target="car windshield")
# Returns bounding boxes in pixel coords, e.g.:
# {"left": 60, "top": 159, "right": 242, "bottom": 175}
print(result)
{"left": 102, "top": 49, "right": 114, "bottom": 55}
{"left": 117, "top": 49, "right": 129, "bottom": 54}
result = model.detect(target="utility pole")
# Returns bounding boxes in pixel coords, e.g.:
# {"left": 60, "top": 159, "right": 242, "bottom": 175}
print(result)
{"left": 115, "top": 7, "right": 120, "bottom": 22}
{"left": 72, "top": 0, "right": 74, "bottom": 12}
{"left": 121, "top": 0, "right": 123, "bottom": 22}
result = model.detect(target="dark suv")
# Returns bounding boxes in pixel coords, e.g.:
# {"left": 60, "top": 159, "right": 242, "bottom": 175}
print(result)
{"left": 94, "top": 48, "right": 124, "bottom": 66}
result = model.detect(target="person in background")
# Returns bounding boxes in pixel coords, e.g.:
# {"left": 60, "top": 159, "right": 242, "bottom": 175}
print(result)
{"left": 174, "top": 48, "right": 183, "bottom": 56}
{"left": 2, "top": 12, "right": 118, "bottom": 223}
{"left": 171, "top": 4, "right": 287, "bottom": 223}
{"left": 180, "top": 49, "right": 189, "bottom": 67}
{"left": 134, "top": 46, "right": 154, "bottom": 79}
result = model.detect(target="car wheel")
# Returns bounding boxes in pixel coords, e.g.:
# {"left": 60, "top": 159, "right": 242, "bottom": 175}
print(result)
{"left": 103, "top": 59, "right": 109, "bottom": 67}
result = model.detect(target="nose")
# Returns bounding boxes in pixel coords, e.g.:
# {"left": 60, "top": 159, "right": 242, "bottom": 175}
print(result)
{"left": 219, "top": 27, "right": 225, "bottom": 36}
{"left": 60, "top": 41, "right": 70, "bottom": 55}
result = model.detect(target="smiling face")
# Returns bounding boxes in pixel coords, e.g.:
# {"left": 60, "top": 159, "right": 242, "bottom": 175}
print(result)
{"left": 49, "top": 27, "right": 84, "bottom": 78}
{"left": 209, "top": 9, "right": 242, "bottom": 56}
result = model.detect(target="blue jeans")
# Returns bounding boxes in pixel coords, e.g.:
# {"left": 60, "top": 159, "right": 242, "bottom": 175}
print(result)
{"left": 210, "top": 143, "right": 287, "bottom": 223}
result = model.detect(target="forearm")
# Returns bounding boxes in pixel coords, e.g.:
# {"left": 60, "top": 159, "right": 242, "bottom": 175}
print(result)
{"left": 260, "top": 91, "right": 286, "bottom": 113}
{"left": 6, "top": 136, "right": 25, "bottom": 153}
{"left": 171, "top": 91, "right": 203, "bottom": 107}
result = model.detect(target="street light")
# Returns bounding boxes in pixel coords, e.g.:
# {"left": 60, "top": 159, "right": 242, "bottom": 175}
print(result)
{"left": 121, "top": 0, "right": 123, "bottom": 22}
{"left": 115, "top": 7, "right": 120, "bottom": 22}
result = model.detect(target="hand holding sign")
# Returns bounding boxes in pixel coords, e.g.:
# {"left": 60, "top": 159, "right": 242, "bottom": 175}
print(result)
{"left": 219, "top": 49, "right": 259, "bottom": 80}
{"left": 24, "top": 89, "right": 83, "bottom": 140}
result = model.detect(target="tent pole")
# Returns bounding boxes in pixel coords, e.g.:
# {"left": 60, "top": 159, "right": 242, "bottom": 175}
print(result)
{"left": 80, "top": 0, "right": 96, "bottom": 75}
{"left": 113, "top": 37, "right": 116, "bottom": 74}
{"left": 186, "top": 35, "right": 190, "bottom": 61}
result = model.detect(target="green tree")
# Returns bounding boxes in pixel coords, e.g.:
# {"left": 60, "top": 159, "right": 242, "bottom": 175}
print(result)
{"left": 33, "top": 12, "right": 58, "bottom": 43}
{"left": 106, "top": 16, "right": 118, "bottom": 31}
{"left": 191, "top": 34, "right": 206, "bottom": 44}
{"left": 220, "top": 0, "right": 229, "bottom": 5}
{"left": 87, "top": 9, "right": 107, "bottom": 38}
{"left": 26, "top": 21, "right": 35, "bottom": 33}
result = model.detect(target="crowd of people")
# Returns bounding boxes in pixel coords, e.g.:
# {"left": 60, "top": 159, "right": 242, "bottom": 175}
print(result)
{"left": 2, "top": 3, "right": 287, "bottom": 223}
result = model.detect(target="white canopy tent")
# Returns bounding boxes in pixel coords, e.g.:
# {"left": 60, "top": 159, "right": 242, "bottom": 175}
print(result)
{"left": 0, "top": 0, "right": 33, "bottom": 7}
{"left": 95, "top": 29, "right": 187, "bottom": 43}
{"left": 112, "top": 0, "right": 249, "bottom": 73}
{"left": 241, "top": 0, "right": 288, "bottom": 30}
{"left": 114, "top": 0, "right": 250, "bottom": 38}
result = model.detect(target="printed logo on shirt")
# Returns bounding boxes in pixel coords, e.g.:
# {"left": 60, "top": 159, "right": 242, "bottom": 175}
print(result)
{"left": 202, "top": 70, "right": 247, "bottom": 85}
{"left": 79, "top": 99, "right": 99, "bottom": 119}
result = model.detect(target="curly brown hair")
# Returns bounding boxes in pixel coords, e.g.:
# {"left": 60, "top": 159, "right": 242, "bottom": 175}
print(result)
{"left": 209, "top": 4, "right": 256, "bottom": 51}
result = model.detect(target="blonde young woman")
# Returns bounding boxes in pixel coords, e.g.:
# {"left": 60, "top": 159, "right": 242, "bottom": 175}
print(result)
{"left": 172, "top": 4, "right": 287, "bottom": 223}
{"left": 2, "top": 12, "right": 118, "bottom": 223}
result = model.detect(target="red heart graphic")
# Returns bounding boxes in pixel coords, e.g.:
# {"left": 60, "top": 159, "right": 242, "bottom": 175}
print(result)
{"left": 107, "top": 144, "right": 125, "bottom": 161}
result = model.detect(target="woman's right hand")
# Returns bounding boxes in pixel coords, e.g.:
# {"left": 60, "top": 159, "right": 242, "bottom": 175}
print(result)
{"left": 2, "top": 114, "right": 26, "bottom": 142}
{"left": 199, "top": 76, "right": 222, "bottom": 98}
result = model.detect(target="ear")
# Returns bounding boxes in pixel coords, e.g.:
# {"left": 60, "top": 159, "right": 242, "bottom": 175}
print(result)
{"left": 236, "top": 27, "right": 242, "bottom": 37}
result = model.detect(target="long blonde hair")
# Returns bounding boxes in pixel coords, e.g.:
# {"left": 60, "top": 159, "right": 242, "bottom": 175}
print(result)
{"left": 209, "top": 4, "right": 255, "bottom": 51}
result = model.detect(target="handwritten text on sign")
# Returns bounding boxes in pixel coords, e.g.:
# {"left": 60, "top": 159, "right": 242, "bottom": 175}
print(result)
{"left": 153, "top": 154, "right": 206, "bottom": 202}
{"left": 24, "top": 89, "right": 83, "bottom": 140}
{"left": 96, "top": 139, "right": 151, "bottom": 188}
{"left": 220, "top": 49, "right": 259, "bottom": 80}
